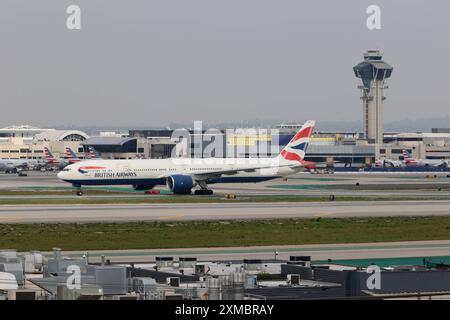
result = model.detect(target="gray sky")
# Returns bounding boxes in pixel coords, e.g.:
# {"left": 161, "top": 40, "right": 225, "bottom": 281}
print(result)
{"left": 0, "top": 0, "right": 449, "bottom": 128}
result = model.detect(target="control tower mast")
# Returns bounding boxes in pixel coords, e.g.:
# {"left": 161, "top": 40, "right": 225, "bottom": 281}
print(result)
{"left": 353, "top": 50, "right": 393, "bottom": 144}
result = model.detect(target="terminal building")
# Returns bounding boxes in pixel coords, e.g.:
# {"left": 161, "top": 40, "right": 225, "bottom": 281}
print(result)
{"left": 1, "top": 123, "right": 450, "bottom": 168}
{"left": 0, "top": 125, "right": 89, "bottom": 160}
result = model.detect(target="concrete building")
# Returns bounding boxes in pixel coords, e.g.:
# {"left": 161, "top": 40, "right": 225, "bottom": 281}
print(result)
{"left": 81, "top": 137, "right": 143, "bottom": 160}
{"left": 0, "top": 125, "right": 56, "bottom": 143}
{"left": 0, "top": 127, "right": 89, "bottom": 160}
{"left": 354, "top": 50, "right": 393, "bottom": 144}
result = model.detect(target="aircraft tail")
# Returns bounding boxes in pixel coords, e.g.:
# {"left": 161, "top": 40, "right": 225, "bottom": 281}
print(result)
{"left": 402, "top": 149, "right": 413, "bottom": 162}
{"left": 44, "top": 147, "right": 56, "bottom": 164}
{"left": 402, "top": 149, "right": 409, "bottom": 159}
{"left": 65, "top": 147, "right": 80, "bottom": 163}
{"left": 277, "top": 120, "right": 315, "bottom": 164}
{"left": 88, "top": 147, "right": 102, "bottom": 160}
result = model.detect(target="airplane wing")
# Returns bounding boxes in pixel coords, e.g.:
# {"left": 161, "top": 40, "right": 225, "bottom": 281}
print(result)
{"left": 157, "top": 163, "right": 306, "bottom": 180}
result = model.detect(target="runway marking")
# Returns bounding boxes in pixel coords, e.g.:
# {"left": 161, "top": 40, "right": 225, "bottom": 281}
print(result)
{"left": 313, "top": 212, "right": 336, "bottom": 218}
{"left": 158, "top": 213, "right": 185, "bottom": 220}
{"left": 0, "top": 217, "right": 21, "bottom": 223}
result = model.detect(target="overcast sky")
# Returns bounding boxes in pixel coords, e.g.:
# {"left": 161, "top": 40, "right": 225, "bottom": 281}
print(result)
{"left": 0, "top": 0, "right": 449, "bottom": 128}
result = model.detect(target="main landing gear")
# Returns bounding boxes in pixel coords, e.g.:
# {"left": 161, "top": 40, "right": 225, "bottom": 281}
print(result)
{"left": 194, "top": 189, "right": 213, "bottom": 195}
{"left": 194, "top": 182, "right": 213, "bottom": 195}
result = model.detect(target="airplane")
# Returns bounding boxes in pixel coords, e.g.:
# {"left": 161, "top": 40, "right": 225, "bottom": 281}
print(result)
{"left": 402, "top": 149, "right": 449, "bottom": 167}
{"left": 0, "top": 159, "right": 30, "bottom": 173}
{"left": 0, "top": 158, "right": 48, "bottom": 173}
{"left": 88, "top": 147, "right": 102, "bottom": 160}
{"left": 44, "top": 147, "right": 69, "bottom": 170}
{"left": 65, "top": 147, "right": 81, "bottom": 164}
{"left": 58, "top": 120, "right": 316, "bottom": 195}
{"left": 375, "top": 158, "right": 404, "bottom": 168}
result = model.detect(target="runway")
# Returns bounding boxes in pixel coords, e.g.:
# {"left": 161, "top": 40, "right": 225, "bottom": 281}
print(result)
{"left": 2, "top": 200, "right": 450, "bottom": 223}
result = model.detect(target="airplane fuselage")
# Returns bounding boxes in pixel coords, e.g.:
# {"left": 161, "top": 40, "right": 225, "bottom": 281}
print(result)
{"left": 58, "top": 158, "right": 300, "bottom": 188}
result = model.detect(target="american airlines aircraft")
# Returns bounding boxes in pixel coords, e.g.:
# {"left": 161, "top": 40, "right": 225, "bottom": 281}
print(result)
{"left": 58, "top": 120, "right": 316, "bottom": 195}
{"left": 88, "top": 147, "right": 102, "bottom": 160}
{"left": 375, "top": 158, "right": 404, "bottom": 168}
{"left": 0, "top": 159, "right": 35, "bottom": 173}
{"left": 44, "top": 147, "right": 69, "bottom": 170}
{"left": 402, "top": 149, "right": 449, "bottom": 167}
{"left": 65, "top": 147, "right": 81, "bottom": 164}
{"left": 66, "top": 146, "right": 102, "bottom": 163}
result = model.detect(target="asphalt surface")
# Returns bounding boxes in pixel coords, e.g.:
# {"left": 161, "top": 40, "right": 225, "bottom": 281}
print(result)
{"left": 1, "top": 171, "right": 450, "bottom": 224}
{"left": 1, "top": 200, "right": 450, "bottom": 223}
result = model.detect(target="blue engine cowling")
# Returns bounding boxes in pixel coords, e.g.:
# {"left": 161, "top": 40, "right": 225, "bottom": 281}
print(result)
{"left": 167, "top": 175, "right": 194, "bottom": 194}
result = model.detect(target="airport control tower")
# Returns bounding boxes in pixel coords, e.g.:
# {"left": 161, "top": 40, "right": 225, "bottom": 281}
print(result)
{"left": 353, "top": 50, "right": 393, "bottom": 144}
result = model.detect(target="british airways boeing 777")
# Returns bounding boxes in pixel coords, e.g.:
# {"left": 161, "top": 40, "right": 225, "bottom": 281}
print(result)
{"left": 57, "top": 121, "right": 315, "bottom": 195}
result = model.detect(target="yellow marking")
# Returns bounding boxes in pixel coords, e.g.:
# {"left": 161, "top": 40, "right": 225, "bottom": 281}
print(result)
{"left": 0, "top": 217, "right": 21, "bottom": 223}
{"left": 158, "top": 213, "right": 185, "bottom": 220}
{"left": 313, "top": 212, "right": 336, "bottom": 218}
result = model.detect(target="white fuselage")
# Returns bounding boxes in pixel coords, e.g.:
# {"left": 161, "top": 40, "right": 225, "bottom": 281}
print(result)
{"left": 57, "top": 157, "right": 300, "bottom": 187}
{"left": 0, "top": 159, "right": 44, "bottom": 172}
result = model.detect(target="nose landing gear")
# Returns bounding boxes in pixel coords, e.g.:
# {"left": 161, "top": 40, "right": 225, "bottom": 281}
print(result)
{"left": 73, "top": 184, "right": 83, "bottom": 196}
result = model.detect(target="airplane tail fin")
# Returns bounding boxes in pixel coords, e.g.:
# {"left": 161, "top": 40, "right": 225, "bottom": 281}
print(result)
{"left": 402, "top": 149, "right": 412, "bottom": 161}
{"left": 44, "top": 147, "right": 55, "bottom": 163}
{"left": 277, "top": 120, "right": 315, "bottom": 164}
{"left": 65, "top": 147, "right": 79, "bottom": 163}
{"left": 89, "top": 147, "right": 102, "bottom": 160}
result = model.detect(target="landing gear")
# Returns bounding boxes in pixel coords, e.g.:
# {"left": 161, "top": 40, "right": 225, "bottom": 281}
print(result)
{"left": 194, "top": 189, "right": 213, "bottom": 195}
{"left": 74, "top": 184, "right": 83, "bottom": 196}
{"left": 194, "top": 182, "right": 213, "bottom": 195}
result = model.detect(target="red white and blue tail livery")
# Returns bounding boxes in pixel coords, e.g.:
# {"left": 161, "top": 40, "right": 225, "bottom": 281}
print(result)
{"left": 402, "top": 149, "right": 418, "bottom": 165}
{"left": 88, "top": 147, "right": 102, "bottom": 160}
{"left": 66, "top": 147, "right": 81, "bottom": 164}
{"left": 279, "top": 120, "right": 315, "bottom": 164}
{"left": 44, "top": 147, "right": 57, "bottom": 164}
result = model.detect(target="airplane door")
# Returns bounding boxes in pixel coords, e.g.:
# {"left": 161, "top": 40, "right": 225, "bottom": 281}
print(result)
{"left": 117, "top": 162, "right": 133, "bottom": 178}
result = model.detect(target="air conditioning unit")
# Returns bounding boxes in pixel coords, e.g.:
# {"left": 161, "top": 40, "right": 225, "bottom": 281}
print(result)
{"left": 0, "top": 272, "right": 18, "bottom": 291}
{"left": 287, "top": 274, "right": 300, "bottom": 286}
{"left": 133, "top": 277, "right": 156, "bottom": 293}
{"left": 167, "top": 277, "right": 180, "bottom": 287}
{"left": 195, "top": 264, "right": 206, "bottom": 275}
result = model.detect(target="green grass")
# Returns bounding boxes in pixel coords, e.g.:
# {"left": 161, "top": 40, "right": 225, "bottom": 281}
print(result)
{"left": 1, "top": 194, "right": 450, "bottom": 205}
{"left": 2, "top": 216, "right": 450, "bottom": 251}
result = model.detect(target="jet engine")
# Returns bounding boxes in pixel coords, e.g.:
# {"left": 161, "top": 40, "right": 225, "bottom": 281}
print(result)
{"left": 167, "top": 175, "right": 194, "bottom": 194}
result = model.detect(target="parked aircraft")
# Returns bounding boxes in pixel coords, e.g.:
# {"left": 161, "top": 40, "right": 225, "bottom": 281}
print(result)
{"left": 402, "top": 149, "right": 448, "bottom": 167}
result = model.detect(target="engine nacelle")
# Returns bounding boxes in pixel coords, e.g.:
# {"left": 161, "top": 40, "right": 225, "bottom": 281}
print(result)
{"left": 133, "top": 184, "right": 156, "bottom": 191}
{"left": 167, "top": 175, "right": 194, "bottom": 194}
